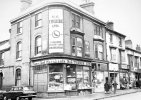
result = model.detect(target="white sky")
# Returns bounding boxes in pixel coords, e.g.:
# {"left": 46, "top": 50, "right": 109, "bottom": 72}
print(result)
{"left": 0, "top": 0, "right": 141, "bottom": 49}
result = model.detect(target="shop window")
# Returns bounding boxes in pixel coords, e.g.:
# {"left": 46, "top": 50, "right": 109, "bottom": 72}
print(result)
{"left": 35, "top": 36, "right": 42, "bottom": 55}
{"left": 15, "top": 68, "right": 21, "bottom": 86}
{"left": 16, "top": 41, "right": 22, "bottom": 59}
{"left": 66, "top": 65, "right": 76, "bottom": 90}
{"left": 72, "top": 13, "right": 80, "bottom": 28}
{"left": 71, "top": 36, "right": 83, "bottom": 57}
{"left": 48, "top": 64, "right": 63, "bottom": 91}
{"left": 85, "top": 41, "right": 90, "bottom": 57}
{"left": 76, "top": 66, "right": 90, "bottom": 89}
{"left": 17, "top": 21, "right": 23, "bottom": 34}
{"left": 35, "top": 13, "right": 42, "bottom": 27}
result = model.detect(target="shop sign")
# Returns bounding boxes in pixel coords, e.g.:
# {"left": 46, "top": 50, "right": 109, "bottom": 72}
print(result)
{"left": 97, "top": 63, "right": 108, "bottom": 71}
{"left": 121, "top": 65, "right": 128, "bottom": 69}
{"left": 49, "top": 9, "right": 63, "bottom": 53}
{"left": 131, "top": 67, "right": 138, "bottom": 72}
{"left": 32, "top": 59, "right": 91, "bottom": 66}
{"left": 109, "top": 63, "right": 119, "bottom": 71}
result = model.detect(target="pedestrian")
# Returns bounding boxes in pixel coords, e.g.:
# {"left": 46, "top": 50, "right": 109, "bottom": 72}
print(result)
{"left": 104, "top": 78, "right": 110, "bottom": 94}
{"left": 112, "top": 81, "right": 118, "bottom": 94}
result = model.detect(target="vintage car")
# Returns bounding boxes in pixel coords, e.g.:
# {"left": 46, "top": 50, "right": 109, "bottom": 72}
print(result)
{"left": 0, "top": 90, "right": 6, "bottom": 100}
{"left": 3, "top": 86, "right": 37, "bottom": 100}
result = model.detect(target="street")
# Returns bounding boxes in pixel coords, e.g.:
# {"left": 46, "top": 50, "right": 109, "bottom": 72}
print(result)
{"left": 101, "top": 92, "right": 141, "bottom": 100}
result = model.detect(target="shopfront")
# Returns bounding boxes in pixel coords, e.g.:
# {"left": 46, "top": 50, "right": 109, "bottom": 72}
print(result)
{"left": 119, "top": 64, "right": 129, "bottom": 89}
{"left": 92, "top": 63, "right": 108, "bottom": 92}
{"left": 130, "top": 67, "right": 138, "bottom": 87}
{"left": 109, "top": 63, "right": 120, "bottom": 89}
{"left": 32, "top": 58, "right": 92, "bottom": 97}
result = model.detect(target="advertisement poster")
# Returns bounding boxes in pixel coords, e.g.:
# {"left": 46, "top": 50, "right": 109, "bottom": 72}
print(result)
{"left": 49, "top": 9, "right": 63, "bottom": 53}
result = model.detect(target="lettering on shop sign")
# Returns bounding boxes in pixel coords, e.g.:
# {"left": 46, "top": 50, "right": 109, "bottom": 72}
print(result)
{"left": 33, "top": 59, "right": 91, "bottom": 66}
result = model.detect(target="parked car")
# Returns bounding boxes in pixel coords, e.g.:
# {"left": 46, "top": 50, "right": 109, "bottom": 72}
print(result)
{"left": 0, "top": 90, "right": 6, "bottom": 100}
{"left": 3, "top": 86, "right": 37, "bottom": 100}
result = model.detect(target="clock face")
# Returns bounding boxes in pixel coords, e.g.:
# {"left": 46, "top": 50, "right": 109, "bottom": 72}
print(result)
{"left": 52, "top": 30, "right": 60, "bottom": 38}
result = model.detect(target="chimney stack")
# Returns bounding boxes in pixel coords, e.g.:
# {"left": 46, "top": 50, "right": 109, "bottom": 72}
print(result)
{"left": 125, "top": 40, "right": 133, "bottom": 48}
{"left": 80, "top": 2, "right": 95, "bottom": 15}
{"left": 106, "top": 21, "right": 114, "bottom": 30}
{"left": 20, "top": 0, "right": 32, "bottom": 11}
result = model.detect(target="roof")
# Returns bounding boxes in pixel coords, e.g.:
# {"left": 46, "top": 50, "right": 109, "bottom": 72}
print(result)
{"left": 0, "top": 39, "right": 10, "bottom": 52}
{"left": 125, "top": 46, "right": 141, "bottom": 54}
{"left": 106, "top": 28, "right": 126, "bottom": 38}
{"left": 10, "top": 0, "right": 105, "bottom": 25}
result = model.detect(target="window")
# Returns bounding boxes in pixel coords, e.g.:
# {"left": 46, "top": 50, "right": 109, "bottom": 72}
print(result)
{"left": 128, "top": 55, "right": 133, "bottom": 68}
{"left": 119, "top": 51, "right": 125, "bottom": 63}
{"left": 16, "top": 42, "right": 22, "bottom": 59}
{"left": 110, "top": 34, "right": 113, "bottom": 43}
{"left": 76, "top": 66, "right": 90, "bottom": 89}
{"left": 66, "top": 65, "right": 76, "bottom": 90}
{"left": 94, "top": 25, "right": 103, "bottom": 37}
{"left": 0, "top": 53, "right": 4, "bottom": 65}
{"left": 85, "top": 41, "right": 90, "bottom": 57}
{"left": 35, "top": 13, "right": 42, "bottom": 27}
{"left": 134, "top": 56, "right": 139, "bottom": 67}
{"left": 119, "top": 37, "right": 122, "bottom": 46}
{"left": 48, "top": 64, "right": 63, "bottom": 91}
{"left": 17, "top": 22, "right": 22, "bottom": 34}
{"left": 35, "top": 36, "right": 42, "bottom": 55}
{"left": 72, "top": 13, "right": 80, "bottom": 28}
{"left": 71, "top": 36, "right": 83, "bottom": 57}
{"left": 94, "top": 42, "right": 103, "bottom": 60}
{"left": 15, "top": 68, "right": 21, "bottom": 86}
{"left": 110, "top": 48, "right": 116, "bottom": 62}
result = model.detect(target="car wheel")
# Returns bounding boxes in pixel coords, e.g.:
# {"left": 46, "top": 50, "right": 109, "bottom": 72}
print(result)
{"left": 3, "top": 96, "right": 7, "bottom": 100}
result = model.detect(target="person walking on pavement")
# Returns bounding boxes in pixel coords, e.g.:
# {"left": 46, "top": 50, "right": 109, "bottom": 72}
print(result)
{"left": 104, "top": 77, "right": 110, "bottom": 94}
{"left": 112, "top": 80, "right": 118, "bottom": 94}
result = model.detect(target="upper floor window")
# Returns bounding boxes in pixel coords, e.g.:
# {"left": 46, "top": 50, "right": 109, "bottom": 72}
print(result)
{"left": 128, "top": 55, "right": 133, "bottom": 67}
{"left": 72, "top": 13, "right": 80, "bottom": 28}
{"left": 35, "top": 36, "right": 42, "bottom": 55}
{"left": 119, "top": 50, "right": 125, "bottom": 63}
{"left": 134, "top": 56, "right": 139, "bottom": 67}
{"left": 0, "top": 53, "right": 4, "bottom": 65}
{"left": 16, "top": 42, "right": 22, "bottom": 59}
{"left": 110, "top": 34, "right": 113, "bottom": 43}
{"left": 94, "top": 42, "right": 103, "bottom": 60}
{"left": 71, "top": 36, "right": 83, "bottom": 57}
{"left": 85, "top": 41, "right": 90, "bottom": 57}
{"left": 110, "top": 48, "right": 116, "bottom": 62}
{"left": 119, "top": 37, "right": 122, "bottom": 47}
{"left": 35, "top": 13, "right": 42, "bottom": 27}
{"left": 94, "top": 25, "right": 103, "bottom": 37}
{"left": 17, "top": 21, "right": 23, "bottom": 34}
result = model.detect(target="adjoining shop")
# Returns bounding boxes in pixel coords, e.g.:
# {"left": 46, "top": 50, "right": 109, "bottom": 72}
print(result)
{"left": 91, "top": 62, "right": 108, "bottom": 92}
{"left": 31, "top": 57, "right": 92, "bottom": 97}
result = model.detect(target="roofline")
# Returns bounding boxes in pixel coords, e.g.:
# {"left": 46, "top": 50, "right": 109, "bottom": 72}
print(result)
{"left": 0, "top": 39, "right": 9, "bottom": 45}
{"left": 10, "top": 2, "right": 106, "bottom": 25}
{"left": 125, "top": 46, "right": 141, "bottom": 54}
{"left": 106, "top": 28, "right": 126, "bottom": 38}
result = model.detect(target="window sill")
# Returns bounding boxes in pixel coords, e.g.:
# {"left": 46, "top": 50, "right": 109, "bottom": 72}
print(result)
{"left": 16, "top": 58, "right": 22, "bottom": 61}
{"left": 34, "top": 53, "right": 42, "bottom": 57}
{"left": 16, "top": 33, "right": 22, "bottom": 36}
{"left": 35, "top": 26, "right": 42, "bottom": 29}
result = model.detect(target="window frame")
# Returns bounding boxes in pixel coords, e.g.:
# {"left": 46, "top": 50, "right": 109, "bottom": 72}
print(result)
{"left": 71, "top": 35, "right": 83, "bottom": 57}
{"left": 35, "top": 13, "right": 42, "bottom": 27}
{"left": 71, "top": 13, "right": 80, "bottom": 28}
{"left": 17, "top": 21, "right": 23, "bottom": 34}
{"left": 35, "top": 36, "right": 42, "bottom": 55}
{"left": 94, "top": 42, "right": 104, "bottom": 60}
{"left": 16, "top": 41, "right": 22, "bottom": 59}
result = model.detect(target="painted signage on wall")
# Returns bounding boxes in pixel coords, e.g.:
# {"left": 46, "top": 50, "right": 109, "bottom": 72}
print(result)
{"left": 49, "top": 9, "right": 63, "bottom": 53}
{"left": 32, "top": 59, "right": 91, "bottom": 66}
{"left": 109, "top": 63, "right": 119, "bottom": 71}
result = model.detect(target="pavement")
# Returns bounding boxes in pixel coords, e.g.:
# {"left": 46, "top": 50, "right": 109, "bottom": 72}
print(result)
{"left": 33, "top": 88, "right": 141, "bottom": 100}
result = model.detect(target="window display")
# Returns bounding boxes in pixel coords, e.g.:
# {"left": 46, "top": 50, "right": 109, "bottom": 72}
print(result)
{"left": 48, "top": 64, "right": 63, "bottom": 91}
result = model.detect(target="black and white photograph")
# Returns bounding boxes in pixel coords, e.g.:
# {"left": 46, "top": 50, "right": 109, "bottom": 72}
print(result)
{"left": 0, "top": 0, "right": 141, "bottom": 100}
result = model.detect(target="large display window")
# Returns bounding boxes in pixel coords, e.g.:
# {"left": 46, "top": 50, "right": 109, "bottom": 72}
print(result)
{"left": 48, "top": 64, "right": 64, "bottom": 91}
{"left": 76, "top": 66, "right": 90, "bottom": 89}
